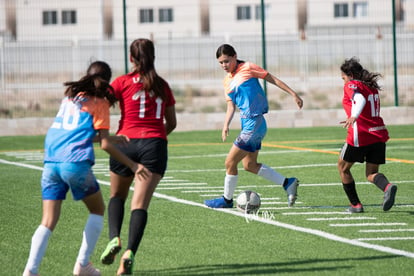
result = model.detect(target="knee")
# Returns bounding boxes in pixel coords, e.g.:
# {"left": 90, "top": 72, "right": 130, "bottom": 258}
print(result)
{"left": 243, "top": 161, "right": 258, "bottom": 173}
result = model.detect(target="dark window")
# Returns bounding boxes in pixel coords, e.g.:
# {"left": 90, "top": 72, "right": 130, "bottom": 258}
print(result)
{"left": 42, "top": 11, "right": 57, "bottom": 25}
{"left": 62, "top": 10, "right": 76, "bottom": 24}
{"left": 334, "top": 3, "right": 349, "bottom": 18}
{"left": 159, "top": 8, "right": 173, "bottom": 22}
{"left": 139, "top": 9, "right": 154, "bottom": 23}
{"left": 237, "top": 6, "right": 251, "bottom": 20}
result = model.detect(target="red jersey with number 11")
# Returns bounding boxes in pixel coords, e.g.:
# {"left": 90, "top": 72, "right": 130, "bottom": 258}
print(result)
{"left": 342, "top": 80, "right": 389, "bottom": 147}
{"left": 111, "top": 72, "right": 175, "bottom": 139}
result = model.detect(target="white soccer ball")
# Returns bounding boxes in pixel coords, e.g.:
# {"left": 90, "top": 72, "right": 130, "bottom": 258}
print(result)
{"left": 236, "top": 190, "right": 261, "bottom": 214}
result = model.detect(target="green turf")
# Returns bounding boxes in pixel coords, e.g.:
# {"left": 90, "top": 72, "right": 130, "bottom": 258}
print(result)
{"left": 1, "top": 125, "right": 414, "bottom": 275}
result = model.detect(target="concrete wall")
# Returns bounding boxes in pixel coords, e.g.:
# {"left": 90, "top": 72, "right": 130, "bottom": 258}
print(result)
{"left": 1, "top": 106, "right": 413, "bottom": 136}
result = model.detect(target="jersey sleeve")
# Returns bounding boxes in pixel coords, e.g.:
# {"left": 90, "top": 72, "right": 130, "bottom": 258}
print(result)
{"left": 164, "top": 81, "right": 176, "bottom": 107}
{"left": 248, "top": 62, "right": 268, "bottom": 79}
{"left": 92, "top": 98, "right": 111, "bottom": 130}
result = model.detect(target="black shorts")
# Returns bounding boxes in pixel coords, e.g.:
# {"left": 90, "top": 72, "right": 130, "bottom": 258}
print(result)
{"left": 110, "top": 138, "right": 168, "bottom": 177}
{"left": 339, "top": 142, "right": 386, "bottom": 164}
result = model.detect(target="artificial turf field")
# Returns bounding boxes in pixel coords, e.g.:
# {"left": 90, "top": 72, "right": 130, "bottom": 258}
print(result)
{"left": 1, "top": 125, "right": 413, "bottom": 275}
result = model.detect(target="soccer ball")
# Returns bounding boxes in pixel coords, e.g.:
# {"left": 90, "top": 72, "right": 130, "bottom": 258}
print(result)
{"left": 236, "top": 190, "right": 261, "bottom": 214}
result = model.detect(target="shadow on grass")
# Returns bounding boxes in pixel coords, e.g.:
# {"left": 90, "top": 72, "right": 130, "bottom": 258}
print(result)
{"left": 138, "top": 255, "right": 399, "bottom": 275}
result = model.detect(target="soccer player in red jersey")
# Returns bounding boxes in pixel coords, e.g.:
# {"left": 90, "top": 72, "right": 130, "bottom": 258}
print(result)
{"left": 338, "top": 57, "right": 397, "bottom": 213}
{"left": 100, "top": 38, "right": 176, "bottom": 275}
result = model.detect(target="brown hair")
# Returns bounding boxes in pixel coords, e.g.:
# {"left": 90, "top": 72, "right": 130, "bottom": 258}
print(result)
{"left": 130, "top": 38, "right": 167, "bottom": 100}
{"left": 340, "top": 57, "right": 382, "bottom": 90}
{"left": 63, "top": 61, "right": 117, "bottom": 106}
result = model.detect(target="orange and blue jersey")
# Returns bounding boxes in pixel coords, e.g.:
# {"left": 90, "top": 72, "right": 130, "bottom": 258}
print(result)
{"left": 44, "top": 92, "right": 110, "bottom": 165}
{"left": 223, "top": 62, "right": 269, "bottom": 118}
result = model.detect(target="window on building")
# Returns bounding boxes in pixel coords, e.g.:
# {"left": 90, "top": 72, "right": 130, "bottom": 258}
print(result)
{"left": 255, "top": 4, "right": 270, "bottom": 20}
{"left": 139, "top": 9, "right": 154, "bottom": 23}
{"left": 159, "top": 8, "right": 173, "bottom": 22}
{"left": 334, "top": 3, "right": 349, "bottom": 18}
{"left": 62, "top": 10, "right": 77, "bottom": 25}
{"left": 353, "top": 2, "right": 368, "bottom": 17}
{"left": 42, "top": 11, "right": 57, "bottom": 25}
{"left": 237, "top": 5, "right": 251, "bottom": 20}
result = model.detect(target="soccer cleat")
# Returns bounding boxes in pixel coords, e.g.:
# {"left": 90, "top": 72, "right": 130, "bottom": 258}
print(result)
{"left": 204, "top": 196, "right": 233, "bottom": 208}
{"left": 23, "top": 269, "right": 39, "bottom": 276}
{"left": 100, "top": 237, "right": 122, "bottom": 265}
{"left": 73, "top": 262, "right": 101, "bottom": 276}
{"left": 383, "top": 184, "right": 397, "bottom": 211}
{"left": 347, "top": 203, "right": 364, "bottom": 213}
{"left": 117, "top": 250, "right": 134, "bottom": 275}
{"left": 284, "top": 178, "right": 299, "bottom": 207}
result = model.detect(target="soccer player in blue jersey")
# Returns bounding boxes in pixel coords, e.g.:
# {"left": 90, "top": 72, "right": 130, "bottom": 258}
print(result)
{"left": 23, "top": 61, "right": 148, "bottom": 276}
{"left": 204, "top": 44, "right": 303, "bottom": 209}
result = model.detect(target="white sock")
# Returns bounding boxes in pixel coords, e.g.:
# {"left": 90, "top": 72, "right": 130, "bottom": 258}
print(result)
{"left": 258, "top": 164, "right": 286, "bottom": 185}
{"left": 76, "top": 214, "right": 103, "bottom": 266}
{"left": 223, "top": 174, "right": 238, "bottom": 200}
{"left": 25, "top": 224, "right": 52, "bottom": 274}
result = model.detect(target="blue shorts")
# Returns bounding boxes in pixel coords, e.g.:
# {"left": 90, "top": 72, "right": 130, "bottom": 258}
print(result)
{"left": 234, "top": 115, "right": 267, "bottom": 152}
{"left": 41, "top": 161, "right": 100, "bottom": 201}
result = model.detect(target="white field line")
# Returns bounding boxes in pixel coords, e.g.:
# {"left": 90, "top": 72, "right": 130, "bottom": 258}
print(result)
{"left": 331, "top": 223, "right": 407, "bottom": 227}
{"left": 283, "top": 212, "right": 351, "bottom": 215}
{"left": 307, "top": 217, "right": 377, "bottom": 221}
{"left": 359, "top": 229, "right": 414, "bottom": 233}
{"left": 357, "top": 237, "right": 414, "bottom": 241}
{"left": 2, "top": 157, "right": 414, "bottom": 259}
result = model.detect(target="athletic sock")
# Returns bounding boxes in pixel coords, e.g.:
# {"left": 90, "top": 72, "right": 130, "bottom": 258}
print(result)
{"left": 127, "top": 209, "right": 148, "bottom": 255}
{"left": 77, "top": 214, "right": 104, "bottom": 266}
{"left": 24, "top": 224, "right": 52, "bottom": 274}
{"left": 223, "top": 174, "right": 238, "bottom": 200}
{"left": 342, "top": 181, "right": 361, "bottom": 206}
{"left": 108, "top": 196, "right": 125, "bottom": 239}
{"left": 373, "top": 173, "right": 390, "bottom": 191}
{"left": 257, "top": 164, "right": 286, "bottom": 185}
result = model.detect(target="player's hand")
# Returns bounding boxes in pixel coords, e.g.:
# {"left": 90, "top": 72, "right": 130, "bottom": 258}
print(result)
{"left": 340, "top": 117, "right": 356, "bottom": 129}
{"left": 222, "top": 127, "right": 229, "bottom": 142}
{"left": 110, "top": 134, "right": 130, "bottom": 145}
{"left": 133, "top": 163, "right": 150, "bottom": 180}
{"left": 294, "top": 95, "right": 303, "bottom": 109}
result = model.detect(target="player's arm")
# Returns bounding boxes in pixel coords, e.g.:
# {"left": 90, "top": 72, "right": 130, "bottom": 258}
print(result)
{"left": 222, "top": 100, "right": 236, "bottom": 142}
{"left": 264, "top": 73, "right": 303, "bottom": 109}
{"left": 98, "top": 129, "right": 149, "bottom": 180}
{"left": 341, "top": 92, "right": 366, "bottom": 129}
{"left": 164, "top": 105, "right": 177, "bottom": 135}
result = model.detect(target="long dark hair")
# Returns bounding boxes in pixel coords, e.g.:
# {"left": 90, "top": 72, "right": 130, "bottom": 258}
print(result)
{"left": 215, "top": 44, "right": 244, "bottom": 63}
{"left": 130, "top": 38, "right": 167, "bottom": 100}
{"left": 340, "top": 57, "right": 382, "bottom": 90}
{"left": 63, "top": 61, "right": 116, "bottom": 107}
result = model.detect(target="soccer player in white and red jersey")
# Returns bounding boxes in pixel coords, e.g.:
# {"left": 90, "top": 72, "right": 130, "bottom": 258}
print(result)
{"left": 100, "top": 38, "right": 176, "bottom": 275}
{"left": 338, "top": 57, "right": 397, "bottom": 213}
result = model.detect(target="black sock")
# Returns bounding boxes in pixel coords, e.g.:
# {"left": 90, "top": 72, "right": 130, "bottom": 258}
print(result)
{"left": 342, "top": 181, "right": 361, "bottom": 205}
{"left": 373, "top": 173, "right": 389, "bottom": 191}
{"left": 223, "top": 196, "right": 233, "bottom": 203}
{"left": 108, "top": 196, "right": 125, "bottom": 240}
{"left": 128, "top": 209, "right": 148, "bottom": 255}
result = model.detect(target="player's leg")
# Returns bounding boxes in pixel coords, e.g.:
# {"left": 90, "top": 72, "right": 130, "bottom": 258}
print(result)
{"left": 24, "top": 163, "right": 65, "bottom": 275}
{"left": 205, "top": 144, "right": 247, "bottom": 208}
{"left": 24, "top": 200, "right": 62, "bottom": 276}
{"left": 117, "top": 138, "right": 167, "bottom": 275}
{"left": 101, "top": 172, "right": 133, "bottom": 265}
{"left": 61, "top": 162, "right": 103, "bottom": 275}
{"left": 365, "top": 142, "right": 397, "bottom": 211}
{"left": 73, "top": 191, "right": 104, "bottom": 276}
{"left": 338, "top": 157, "right": 363, "bottom": 213}
{"left": 101, "top": 142, "right": 136, "bottom": 265}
